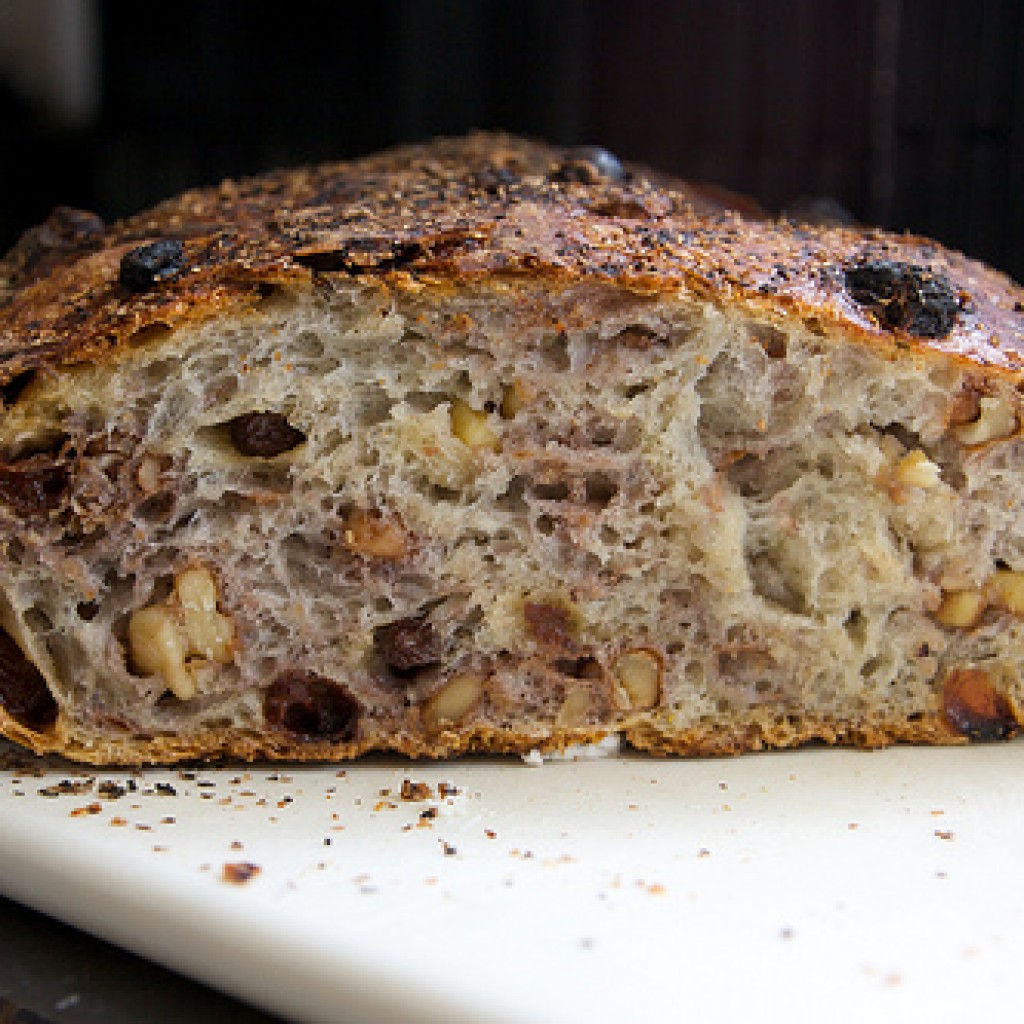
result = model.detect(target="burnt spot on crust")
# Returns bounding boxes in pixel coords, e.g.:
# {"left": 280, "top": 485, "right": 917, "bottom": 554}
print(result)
{"left": 942, "top": 667, "right": 1018, "bottom": 741}
{"left": 119, "top": 239, "right": 187, "bottom": 292}
{"left": 0, "top": 456, "right": 70, "bottom": 516}
{"left": 552, "top": 146, "right": 626, "bottom": 184}
{"left": 374, "top": 615, "right": 444, "bottom": 675}
{"left": 0, "top": 627, "right": 58, "bottom": 731}
{"left": 263, "top": 672, "right": 360, "bottom": 740}
{"left": 227, "top": 412, "right": 306, "bottom": 457}
{"left": 293, "top": 239, "right": 423, "bottom": 275}
{"left": 844, "top": 260, "right": 960, "bottom": 339}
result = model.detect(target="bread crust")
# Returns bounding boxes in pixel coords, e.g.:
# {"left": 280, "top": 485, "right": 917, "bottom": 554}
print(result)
{"left": 0, "top": 703, "right": 964, "bottom": 767}
{"left": 2, "top": 132, "right": 1022, "bottom": 390}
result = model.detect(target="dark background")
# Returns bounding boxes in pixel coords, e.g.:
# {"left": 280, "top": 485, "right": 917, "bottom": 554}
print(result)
{"left": 1, "top": 0, "right": 1023, "bottom": 280}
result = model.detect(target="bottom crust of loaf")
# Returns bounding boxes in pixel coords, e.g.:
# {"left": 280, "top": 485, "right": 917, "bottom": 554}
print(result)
{"left": 1, "top": 704, "right": 967, "bottom": 767}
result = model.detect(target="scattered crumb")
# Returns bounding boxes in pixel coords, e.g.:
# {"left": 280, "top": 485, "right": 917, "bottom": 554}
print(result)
{"left": 440, "top": 840, "right": 458, "bottom": 856}
{"left": 934, "top": 829, "right": 955, "bottom": 841}
{"left": 69, "top": 802, "right": 102, "bottom": 817}
{"left": 484, "top": 829, "right": 498, "bottom": 839}
{"left": 40, "top": 779, "right": 93, "bottom": 798}
{"left": 109, "top": 816, "right": 128, "bottom": 827}
{"left": 400, "top": 779, "right": 432, "bottom": 801}
{"left": 230, "top": 840, "right": 244, "bottom": 850}
{"left": 848, "top": 822, "right": 859, "bottom": 831}
{"left": 697, "top": 848, "right": 711, "bottom": 858}
{"left": 437, "top": 781, "right": 460, "bottom": 798}
{"left": 222, "top": 862, "right": 261, "bottom": 885}
{"left": 780, "top": 927, "right": 794, "bottom": 940}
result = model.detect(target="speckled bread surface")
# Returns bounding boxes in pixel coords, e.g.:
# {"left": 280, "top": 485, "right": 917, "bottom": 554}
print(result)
{"left": 2, "top": 132, "right": 1024, "bottom": 765}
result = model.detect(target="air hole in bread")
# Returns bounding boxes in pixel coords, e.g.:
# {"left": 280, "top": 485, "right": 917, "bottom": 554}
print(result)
{"left": 585, "top": 472, "right": 619, "bottom": 506}
{"left": 533, "top": 480, "right": 570, "bottom": 502}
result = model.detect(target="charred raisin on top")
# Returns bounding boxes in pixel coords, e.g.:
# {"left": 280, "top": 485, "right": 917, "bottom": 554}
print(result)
{"left": 5, "top": 206, "right": 106, "bottom": 290}
{"left": 263, "top": 673, "right": 360, "bottom": 740}
{"left": 0, "top": 629, "right": 58, "bottom": 731}
{"left": 118, "top": 239, "right": 187, "bottom": 292}
{"left": 843, "top": 259, "right": 960, "bottom": 339}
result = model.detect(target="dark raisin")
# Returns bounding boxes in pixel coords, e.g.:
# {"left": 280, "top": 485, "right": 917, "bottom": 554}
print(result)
{"left": 843, "top": 260, "right": 959, "bottom": 338}
{"left": 552, "top": 146, "right": 626, "bottom": 184}
{"left": 0, "top": 457, "right": 69, "bottom": 515}
{"left": 263, "top": 673, "right": 360, "bottom": 740}
{"left": 0, "top": 628, "right": 58, "bottom": 731}
{"left": 374, "top": 615, "right": 444, "bottom": 674}
{"left": 227, "top": 412, "right": 306, "bottom": 457}
{"left": 523, "top": 601, "right": 577, "bottom": 650}
{"left": 118, "top": 239, "right": 186, "bottom": 292}
{"left": 942, "top": 668, "right": 1018, "bottom": 741}
{"left": 0, "top": 370, "right": 36, "bottom": 408}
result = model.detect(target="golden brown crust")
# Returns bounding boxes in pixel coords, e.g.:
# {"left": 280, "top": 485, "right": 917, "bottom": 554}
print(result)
{"left": 2, "top": 132, "right": 1023, "bottom": 392}
{"left": 0, "top": 703, "right": 981, "bottom": 767}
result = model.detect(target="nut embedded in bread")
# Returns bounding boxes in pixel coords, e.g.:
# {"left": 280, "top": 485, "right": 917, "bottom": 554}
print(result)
{"left": 1, "top": 133, "right": 1024, "bottom": 764}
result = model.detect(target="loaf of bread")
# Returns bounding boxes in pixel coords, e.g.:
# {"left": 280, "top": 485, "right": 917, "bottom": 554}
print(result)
{"left": 2, "top": 133, "right": 1023, "bottom": 765}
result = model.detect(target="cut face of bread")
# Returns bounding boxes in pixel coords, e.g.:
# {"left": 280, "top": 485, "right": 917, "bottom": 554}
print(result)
{"left": 2, "top": 134, "right": 1024, "bottom": 764}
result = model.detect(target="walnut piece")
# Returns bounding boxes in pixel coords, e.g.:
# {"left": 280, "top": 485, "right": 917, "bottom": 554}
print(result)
{"left": 450, "top": 398, "right": 500, "bottom": 451}
{"left": 423, "top": 673, "right": 483, "bottom": 729}
{"left": 949, "top": 396, "right": 1017, "bottom": 446}
{"left": 613, "top": 649, "right": 662, "bottom": 710}
{"left": 127, "top": 566, "right": 235, "bottom": 700}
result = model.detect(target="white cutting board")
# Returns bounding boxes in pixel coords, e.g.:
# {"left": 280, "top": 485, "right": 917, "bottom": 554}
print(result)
{"left": 2, "top": 738, "right": 1023, "bottom": 1023}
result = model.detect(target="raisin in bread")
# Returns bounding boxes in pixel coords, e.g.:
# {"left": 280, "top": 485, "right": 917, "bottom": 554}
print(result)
{"left": 1, "top": 133, "right": 1023, "bottom": 765}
